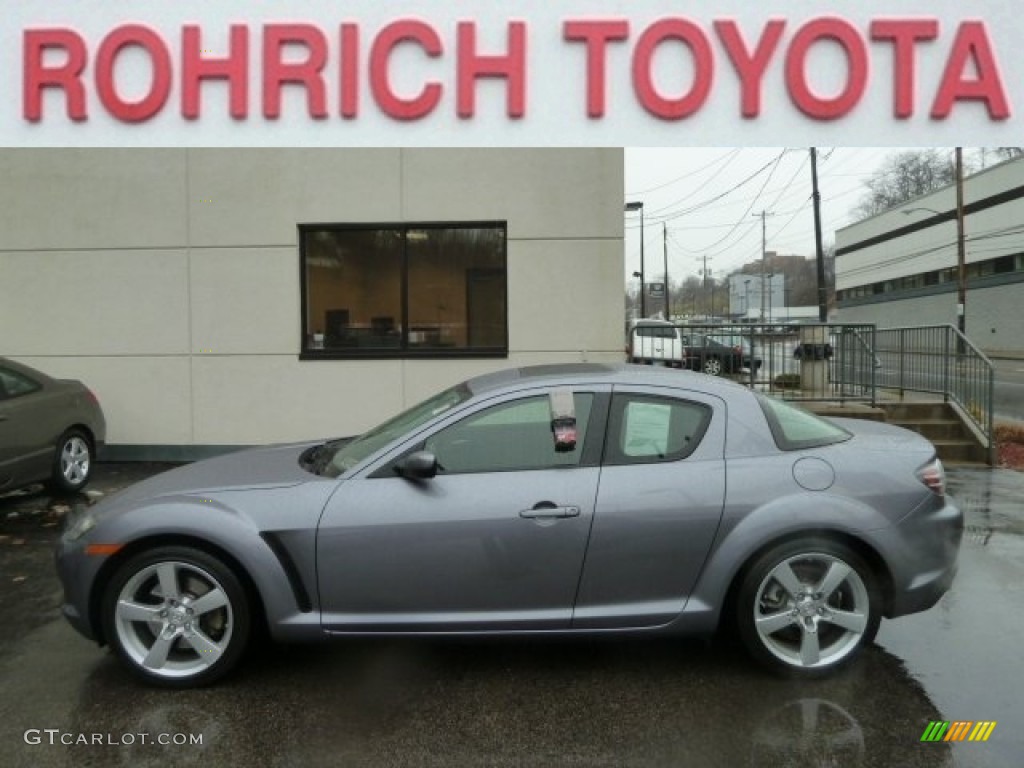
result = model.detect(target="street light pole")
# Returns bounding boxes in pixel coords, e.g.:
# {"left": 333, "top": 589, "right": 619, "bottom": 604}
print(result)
{"left": 955, "top": 147, "right": 967, "bottom": 338}
{"left": 625, "top": 201, "right": 645, "bottom": 318}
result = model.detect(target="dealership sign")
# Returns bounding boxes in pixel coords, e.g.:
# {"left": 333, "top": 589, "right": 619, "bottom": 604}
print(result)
{"left": 5, "top": 1, "right": 1021, "bottom": 145}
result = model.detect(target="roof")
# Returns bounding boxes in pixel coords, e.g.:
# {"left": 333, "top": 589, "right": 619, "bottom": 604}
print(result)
{"left": 465, "top": 362, "right": 753, "bottom": 398}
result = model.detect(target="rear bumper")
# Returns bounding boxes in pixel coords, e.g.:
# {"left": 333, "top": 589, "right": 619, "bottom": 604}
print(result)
{"left": 884, "top": 496, "right": 963, "bottom": 618}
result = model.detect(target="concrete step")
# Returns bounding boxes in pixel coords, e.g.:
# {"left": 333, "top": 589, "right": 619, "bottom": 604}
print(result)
{"left": 882, "top": 402, "right": 953, "bottom": 422}
{"left": 931, "top": 439, "right": 989, "bottom": 464}
{"left": 891, "top": 419, "right": 969, "bottom": 441}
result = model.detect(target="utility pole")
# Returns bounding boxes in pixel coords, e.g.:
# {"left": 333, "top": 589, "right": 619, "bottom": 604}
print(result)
{"left": 752, "top": 211, "right": 772, "bottom": 322}
{"left": 810, "top": 148, "right": 828, "bottom": 322}
{"left": 662, "top": 222, "right": 670, "bottom": 320}
{"left": 955, "top": 147, "right": 967, "bottom": 339}
{"left": 696, "top": 254, "right": 713, "bottom": 318}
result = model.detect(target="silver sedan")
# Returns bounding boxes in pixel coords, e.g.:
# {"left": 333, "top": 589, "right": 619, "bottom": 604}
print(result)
{"left": 56, "top": 364, "right": 962, "bottom": 687}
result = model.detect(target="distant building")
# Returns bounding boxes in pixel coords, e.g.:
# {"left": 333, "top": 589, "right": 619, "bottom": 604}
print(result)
{"left": 728, "top": 273, "right": 785, "bottom": 320}
{"left": 836, "top": 156, "right": 1024, "bottom": 357}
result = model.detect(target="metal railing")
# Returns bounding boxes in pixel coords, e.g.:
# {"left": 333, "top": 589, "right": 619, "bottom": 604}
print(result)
{"left": 873, "top": 324, "right": 995, "bottom": 448}
{"left": 626, "top": 322, "right": 878, "bottom": 404}
{"left": 625, "top": 320, "right": 995, "bottom": 459}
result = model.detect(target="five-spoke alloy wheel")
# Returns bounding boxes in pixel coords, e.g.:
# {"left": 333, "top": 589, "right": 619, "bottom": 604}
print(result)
{"left": 737, "top": 539, "right": 880, "bottom": 675}
{"left": 50, "top": 429, "right": 92, "bottom": 493}
{"left": 102, "top": 547, "right": 250, "bottom": 687}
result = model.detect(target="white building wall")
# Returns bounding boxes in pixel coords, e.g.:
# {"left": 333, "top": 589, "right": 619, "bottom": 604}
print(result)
{"left": 836, "top": 157, "right": 1024, "bottom": 291}
{"left": 0, "top": 148, "right": 624, "bottom": 450}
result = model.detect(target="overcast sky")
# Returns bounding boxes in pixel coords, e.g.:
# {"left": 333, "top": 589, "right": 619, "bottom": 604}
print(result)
{"left": 623, "top": 147, "right": 919, "bottom": 287}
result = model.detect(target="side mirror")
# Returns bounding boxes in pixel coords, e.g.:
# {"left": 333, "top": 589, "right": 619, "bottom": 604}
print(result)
{"left": 394, "top": 450, "right": 438, "bottom": 480}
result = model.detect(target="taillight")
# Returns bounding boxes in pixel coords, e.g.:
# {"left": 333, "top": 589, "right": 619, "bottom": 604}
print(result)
{"left": 918, "top": 458, "right": 946, "bottom": 496}
{"left": 85, "top": 388, "right": 100, "bottom": 407}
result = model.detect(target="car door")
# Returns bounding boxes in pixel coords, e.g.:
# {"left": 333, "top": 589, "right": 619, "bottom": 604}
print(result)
{"left": 0, "top": 366, "right": 49, "bottom": 489}
{"left": 573, "top": 385, "right": 726, "bottom": 629}
{"left": 316, "top": 387, "right": 609, "bottom": 632}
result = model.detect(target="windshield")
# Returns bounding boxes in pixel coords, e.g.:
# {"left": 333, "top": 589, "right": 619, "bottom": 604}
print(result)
{"left": 321, "top": 384, "right": 473, "bottom": 477}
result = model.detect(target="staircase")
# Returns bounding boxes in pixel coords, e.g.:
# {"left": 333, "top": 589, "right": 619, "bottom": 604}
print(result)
{"left": 881, "top": 402, "right": 989, "bottom": 465}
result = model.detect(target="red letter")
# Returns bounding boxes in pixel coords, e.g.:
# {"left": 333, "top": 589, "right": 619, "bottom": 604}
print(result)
{"left": 23, "top": 28, "right": 88, "bottom": 122}
{"left": 340, "top": 23, "right": 359, "bottom": 119}
{"left": 931, "top": 21, "right": 1010, "bottom": 120}
{"left": 182, "top": 25, "right": 249, "bottom": 120}
{"left": 96, "top": 25, "right": 172, "bottom": 123}
{"left": 871, "top": 19, "right": 938, "bottom": 119}
{"left": 786, "top": 18, "right": 868, "bottom": 120}
{"left": 632, "top": 19, "right": 713, "bottom": 120}
{"left": 563, "top": 20, "right": 629, "bottom": 118}
{"left": 457, "top": 22, "right": 527, "bottom": 119}
{"left": 263, "top": 24, "right": 328, "bottom": 119}
{"left": 369, "top": 21, "right": 443, "bottom": 121}
{"left": 715, "top": 20, "right": 785, "bottom": 118}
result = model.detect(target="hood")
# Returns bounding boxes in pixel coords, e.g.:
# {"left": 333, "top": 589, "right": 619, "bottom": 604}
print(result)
{"left": 99, "top": 442, "right": 321, "bottom": 510}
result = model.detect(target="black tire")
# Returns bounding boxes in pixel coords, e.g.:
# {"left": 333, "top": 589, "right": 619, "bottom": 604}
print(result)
{"left": 48, "top": 429, "right": 93, "bottom": 493}
{"left": 736, "top": 538, "right": 880, "bottom": 676}
{"left": 101, "top": 546, "right": 252, "bottom": 688}
{"left": 702, "top": 357, "right": 723, "bottom": 376}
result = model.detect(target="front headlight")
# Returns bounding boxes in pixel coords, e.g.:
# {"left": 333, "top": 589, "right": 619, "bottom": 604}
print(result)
{"left": 63, "top": 511, "right": 97, "bottom": 541}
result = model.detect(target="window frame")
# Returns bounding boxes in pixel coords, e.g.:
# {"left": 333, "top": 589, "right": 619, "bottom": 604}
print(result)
{"left": 603, "top": 393, "right": 712, "bottom": 465}
{"left": 0, "top": 366, "right": 42, "bottom": 401}
{"left": 371, "top": 390, "right": 611, "bottom": 479}
{"left": 298, "top": 221, "right": 509, "bottom": 361}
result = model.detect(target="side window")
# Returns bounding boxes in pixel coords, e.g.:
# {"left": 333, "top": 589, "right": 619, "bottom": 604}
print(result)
{"left": 424, "top": 393, "right": 594, "bottom": 474}
{"left": 0, "top": 367, "right": 40, "bottom": 400}
{"left": 605, "top": 394, "right": 711, "bottom": 464}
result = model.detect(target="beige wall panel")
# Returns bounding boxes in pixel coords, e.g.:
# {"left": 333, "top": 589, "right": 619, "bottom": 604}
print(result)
{"left": 401, "top": 149, "right": 624, "bottom": 240}
{"left": 0, "top": 150, "right": 187, "bottom": 251}
{"left": 0, "top": 250, "right": 189, "bottom": 356}
{"left": 190, "top": 248, "right": 299, "bottom": 355}
{"left": 190, "top": 356, "right": 406, "bottom": 444}
{"left": 186, "top": 149, "right": 403, "bottom": 247}
{"left": 11, "top": 356, "right": 192, "bottom": 445}
{"left": 507, "top": 240, "right": 623, "bottom": 353}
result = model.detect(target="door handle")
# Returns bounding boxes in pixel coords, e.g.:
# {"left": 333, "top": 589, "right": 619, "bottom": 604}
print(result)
{"left": 519, "top": 503, "right": 580, "bottom": 520}
{"left": 0, "top": 414, "right": 8, "bottom": 422}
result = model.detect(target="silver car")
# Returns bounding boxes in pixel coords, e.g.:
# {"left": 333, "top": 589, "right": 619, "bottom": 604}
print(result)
{"left": 1, "top": 357, "right": 106, "bottom": 494}
{"left": 55, "top": 364, "right": 962, "bottom": 687}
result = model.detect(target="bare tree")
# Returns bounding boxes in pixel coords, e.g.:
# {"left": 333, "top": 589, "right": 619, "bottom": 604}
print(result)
{"left": 853, "top": 150, "right": 961, "bottom": 218}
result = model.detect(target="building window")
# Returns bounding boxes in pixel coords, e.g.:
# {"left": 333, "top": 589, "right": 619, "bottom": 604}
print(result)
{"left": 300, "top": 223, "right": 508, "bottom": 359}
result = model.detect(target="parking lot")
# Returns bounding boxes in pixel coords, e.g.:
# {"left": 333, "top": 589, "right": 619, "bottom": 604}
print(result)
{"left": 1, "top": 463, "right": 1022, "bottom": 767}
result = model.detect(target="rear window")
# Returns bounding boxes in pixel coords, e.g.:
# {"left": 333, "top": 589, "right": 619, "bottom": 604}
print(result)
{"left": 634, "top": 325, "right": 678, "bottom": 339}
{"left": 756, "top": 394, "right": 851, "bottom": 451}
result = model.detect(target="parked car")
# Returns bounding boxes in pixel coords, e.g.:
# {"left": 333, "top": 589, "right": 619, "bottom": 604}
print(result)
{"left": 679, "top": 333, "right": 747, "bottom": 376}
{"left": 56, "top": 364, "right": 962, "bottom": 687}
{"left": 706, "top": 333, "right": 764, "bottom": 373}
{"left": 627, "top": 319, "right": 685, "bottom": 366}
{"left": 0, "top": 357, "right": 106, "bottom": 494}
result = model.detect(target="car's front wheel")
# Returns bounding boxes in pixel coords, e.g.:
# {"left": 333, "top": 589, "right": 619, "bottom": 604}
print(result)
{"left": 101, "top": 546, "right": 251, "bottom": 687}
{"left": 737, "top": 539, "right": 880, "bottom": 675}
{"left": 49, "top": 429, "right": 92, "bottom": 493}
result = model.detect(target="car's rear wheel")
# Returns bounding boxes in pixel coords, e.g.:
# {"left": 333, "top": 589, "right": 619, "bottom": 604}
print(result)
{"left": 101, "top": 546, "right": 251, "bottom": 687}
{"left": 737, "top": 539, "right": 880, "bottom": 675}
{"left": 702, "top": 357, "right": 723, "bottom": 376}
{"left": 49, "top": 429, "right": 92, "bottom": 493}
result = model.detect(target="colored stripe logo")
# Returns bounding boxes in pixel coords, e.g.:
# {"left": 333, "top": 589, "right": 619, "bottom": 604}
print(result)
{"left": 921, "top": 721, "right": 997, "bottom": 742}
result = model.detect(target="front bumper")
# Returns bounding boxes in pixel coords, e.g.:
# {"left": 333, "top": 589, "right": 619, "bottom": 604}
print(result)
{"left": 54, "top": 534, "right": 102, "bottom": 643}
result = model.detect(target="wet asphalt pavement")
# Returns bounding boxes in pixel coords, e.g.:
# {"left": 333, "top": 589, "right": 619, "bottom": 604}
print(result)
{"left": 0, "top": 464, "right": 1021, "bottom": 767}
